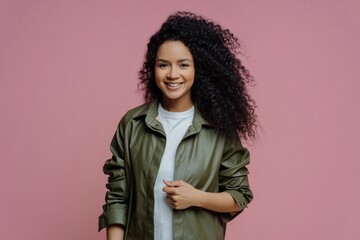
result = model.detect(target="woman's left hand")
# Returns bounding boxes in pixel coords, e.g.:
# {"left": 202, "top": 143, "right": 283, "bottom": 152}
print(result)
{"left": 162, "top": 179, "right": 202, "bottom": 210}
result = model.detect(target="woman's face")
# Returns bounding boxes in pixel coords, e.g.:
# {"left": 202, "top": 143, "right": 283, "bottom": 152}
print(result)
{"left": 155, "top": 40, "right": 195, "bottom": 111}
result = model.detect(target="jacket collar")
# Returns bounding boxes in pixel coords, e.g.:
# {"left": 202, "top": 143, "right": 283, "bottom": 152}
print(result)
{"left": 132, "top": 99, "right": 215, "bottom": 130}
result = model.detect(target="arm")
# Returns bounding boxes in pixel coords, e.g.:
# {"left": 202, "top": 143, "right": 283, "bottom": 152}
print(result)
{"left": 217, "top": 137, "right": 253, "bottom": 219}
{"left": 163, "top": 137, "right": 253, "bottom": 217}
{"left": 98, "top": 118, "right": 129, "bottom": 232}
{"left": 163, "top": 180, "right": 241, "bottom": 212}
{"left": 106, "top": 225, "right": 124, "bottom": 240}
{"left": 197, "top": 190, "right": 241, "bottom": 212}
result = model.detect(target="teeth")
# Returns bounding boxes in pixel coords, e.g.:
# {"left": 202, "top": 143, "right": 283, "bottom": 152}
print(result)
{"left": 166, "top": 83, "right": 182, "bottom": 87}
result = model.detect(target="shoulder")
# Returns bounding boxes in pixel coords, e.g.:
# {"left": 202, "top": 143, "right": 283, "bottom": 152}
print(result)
{"left": 119, "top": 101, "right": 158, "bottom": 126}
{"left": 124, "top": 102, "right": 153, "bottom": 119}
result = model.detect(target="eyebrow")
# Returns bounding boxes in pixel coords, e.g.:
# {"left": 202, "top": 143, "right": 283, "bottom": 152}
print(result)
{"left": 156, "top": 58, "right": 193, "bottom": 63}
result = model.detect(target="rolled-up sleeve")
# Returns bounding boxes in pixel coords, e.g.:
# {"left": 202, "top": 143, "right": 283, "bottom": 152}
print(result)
{"left": 98, "top": 120, "right": 129, "bottom": 231}
{"left": 218, "top": 137, "right": 253, "bottom": 222}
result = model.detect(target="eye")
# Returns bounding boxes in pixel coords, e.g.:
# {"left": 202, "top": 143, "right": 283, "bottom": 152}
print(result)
{"left": 157, "top": 63, "right": 168, "bottom": 69}
{"left": 179, "top": 63, "right": 190, "bottom": 69}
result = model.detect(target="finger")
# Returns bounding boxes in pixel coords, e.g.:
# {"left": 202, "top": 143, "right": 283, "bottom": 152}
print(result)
{"left": 166, "top": 196, "right": 175, "bottom": 207}
{"left": 162, "top": 186, "right": 177, "bottom": 195}
{"left": 167, "top": 196, "right": 181, "bottom": 209}
{"left": 163, "top": 187, "right": 178, "bottom": 195}
{"left": 162, "top": 186, "right": 170, "bottom": 193}
{"left": 163, "top": 179, "right": 175, "bottom": 187}
{"left": 163, "top": 179, "right": 183, "bottom": 187}
{"left": 168, "top": 195, "right": 178, "bottom": 202}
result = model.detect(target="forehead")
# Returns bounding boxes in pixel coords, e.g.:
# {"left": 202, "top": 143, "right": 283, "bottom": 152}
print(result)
{"left": 156, "top": 41, "right": 193, "bottom": 60}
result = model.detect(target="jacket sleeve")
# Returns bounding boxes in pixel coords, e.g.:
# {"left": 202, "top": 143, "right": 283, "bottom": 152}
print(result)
{"left": 98, "top": 119, "right": 129, "bottom": 231}
{"left": 218, "top": 137, "right": 253, "bottom": 223}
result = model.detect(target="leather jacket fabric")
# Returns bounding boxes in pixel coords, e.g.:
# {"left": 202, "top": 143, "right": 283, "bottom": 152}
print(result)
{"left": 98, "top": 100, "right": 253, "bottom": 239}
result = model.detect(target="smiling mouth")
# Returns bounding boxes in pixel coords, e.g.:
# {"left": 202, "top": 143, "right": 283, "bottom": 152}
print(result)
{"left": 165, "top": 82, "right": 184, "bottom": 87}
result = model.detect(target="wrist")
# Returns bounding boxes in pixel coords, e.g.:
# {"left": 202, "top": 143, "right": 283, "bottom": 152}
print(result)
{"left": 194, "top": 189, "right": 206, "bottom": 208}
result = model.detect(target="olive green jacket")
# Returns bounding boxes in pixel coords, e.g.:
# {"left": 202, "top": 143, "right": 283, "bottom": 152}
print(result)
{"left": 98, "top": 100, "right": 253, "bottom": 239}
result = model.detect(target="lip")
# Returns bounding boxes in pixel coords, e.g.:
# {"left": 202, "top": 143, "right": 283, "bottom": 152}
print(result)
{"left": 164, "top": 82, "right": 184, "bottom": 90}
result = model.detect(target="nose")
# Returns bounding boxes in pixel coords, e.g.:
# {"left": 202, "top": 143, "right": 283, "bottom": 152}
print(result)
{"left": 167, "top": 67, "right": 180, "bottom": 80}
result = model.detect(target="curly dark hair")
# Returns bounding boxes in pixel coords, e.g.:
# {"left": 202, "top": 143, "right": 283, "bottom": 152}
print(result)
{"left": 138, "top": 11, "right": 257, "bottom": 140}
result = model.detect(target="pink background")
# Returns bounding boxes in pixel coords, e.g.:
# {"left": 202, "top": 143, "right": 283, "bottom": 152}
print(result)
{"left": 1, "top": 0, "right": 359, "bottom": 239}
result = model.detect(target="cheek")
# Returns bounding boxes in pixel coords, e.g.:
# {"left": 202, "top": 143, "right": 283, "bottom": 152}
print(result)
{"left": 155, "top": 77, "right": 161, "bottom": 88}
{"left": 187, "top": 70, "right": 195, "bottom": 83}
{"left": 154, "top": 71, "right": 161, "bottom": 84}
{"left": 154, "top": 74, "right": 165, "bottom": 91}
{"left": 155, "top": 68, "right": 166, "bottom": 79}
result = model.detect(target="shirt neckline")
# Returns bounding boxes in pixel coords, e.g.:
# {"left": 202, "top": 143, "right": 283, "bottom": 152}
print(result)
{"left": 158, "top": 103, "right": 195, "bottom": 119}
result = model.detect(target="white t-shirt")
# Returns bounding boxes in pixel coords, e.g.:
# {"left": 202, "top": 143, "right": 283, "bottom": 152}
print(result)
{"left": 153, "top": 104, "right": 194, "bottom": 240}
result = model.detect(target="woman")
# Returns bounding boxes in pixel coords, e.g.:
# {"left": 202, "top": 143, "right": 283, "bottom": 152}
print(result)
{"left": 99, "top": 11, "right": 257, "bottom": 240}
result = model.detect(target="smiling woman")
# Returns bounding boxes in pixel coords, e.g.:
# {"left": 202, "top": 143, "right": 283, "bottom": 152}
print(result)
{"left": 99, "top": 11, "right": 257, "bottom": 240}
{"left": 155, "top": 41, "right": 195, "bottom": 112}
